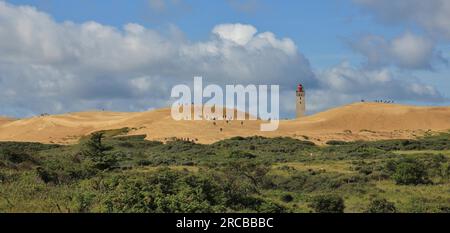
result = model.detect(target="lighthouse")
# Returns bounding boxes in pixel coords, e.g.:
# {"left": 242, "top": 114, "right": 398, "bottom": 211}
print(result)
{"left": 296, "top": 84, "right": 305, "bottom": 118}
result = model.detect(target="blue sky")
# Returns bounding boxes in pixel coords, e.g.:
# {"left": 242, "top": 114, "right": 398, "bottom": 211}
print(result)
{"left": 1, "top": 0, "right": 449, "bottom": 117}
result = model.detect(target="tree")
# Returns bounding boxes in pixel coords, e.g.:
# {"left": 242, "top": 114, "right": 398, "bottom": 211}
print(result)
{"left": 392, "top": 159, "right": 429, "bottom": 185}
{"left": 223, "top": 161, "right": 269, "bottom": 193}
{"left": 82, "top": 132, "right": 116, "bottom": 170}
{"left": 309, "top": 195, "right": 345, "bottom": 213}
{"left": 366, "top": 198, "right": 396, "bottom": 213}
{"left": 213, "top": 161, "right": 272, "bottom": 210}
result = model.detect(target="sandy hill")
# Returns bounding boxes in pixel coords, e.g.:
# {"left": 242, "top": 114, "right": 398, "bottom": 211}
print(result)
{"left": 0, "top": 117, "right": 15, "bottom": 126}
{"left": 0, "top": 103, "right": 449, "bottom": 144}
{"left": 276, "top": 103, "right": 450, "bottom": 143}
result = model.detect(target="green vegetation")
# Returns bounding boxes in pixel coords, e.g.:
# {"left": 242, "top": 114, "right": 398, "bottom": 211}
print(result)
{"left": 366, "top": 198, "right": 396, "bottom": 213}
{"left": 392, "top": 158, "right": 430, "bottom": 185}
{"left": 82, "top": 132, "right": 119, "bottom": 171}
{"left": 309, "top": 195, "right": 345, "bottom": 213}
{"left": 0, "top": 131, "right": 449, "bottom": 213}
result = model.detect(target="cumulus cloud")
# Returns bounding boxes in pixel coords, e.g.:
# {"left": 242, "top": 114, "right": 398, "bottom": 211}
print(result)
{"left": 354, "top": 0, "right": 450, "bottom": 40}
{"left": 318, "top": 63, "right": 441, "bottom": 99}
{"left": 212, "top": 24, "right": 258, "bottom": 46}
{"left": 0, "top": 1, "right": 445, "bottom": 118}
{"left": 308, "top": 62, "right": 445, "bottom": 112}
{"left": 349, "top": 32, "right": 446, "bottom": 70}
{"left": 0, "top": 1, "right": 315, "bottom": 117}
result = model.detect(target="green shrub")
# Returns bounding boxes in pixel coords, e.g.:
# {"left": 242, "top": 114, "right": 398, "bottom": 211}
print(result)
{"left": 441, "top": 163, "right": 450, "bottom": 179}
{"left": 309, "top": 194, "right": 345, "bottom": 213}
{"left": 326, "top": 140, "right": 348, "bottom": 145}
{"left": 0, "top": 171, "right": 6, "bottom": 183}
{"left": 229, "top": 150, "right": 256, "bottom": 159}
{"left": 72, "top": 192, "right": 96, "bottom": 213}
{"left": 257, "top": 199, "right": 287, "bottom": 213}
{"left": 36, "top": 167, "right": 60, "bottom": 184}
{"left": 0, "top": 149, "right": 37, "bottom": 166}
{"left": 366, "top": 198, "right": 396, "bottom": 213}
{"left": 274, "top": 171, "right": 366, "bottom": 193}
{"left": 392, "top": 159, "right": 430, "bottom": 185}
{"left": 281, "top": 194, "right": 294, "bottom": 203}
{"left": 137, "top": 160, "right": 152, "bottom": 166}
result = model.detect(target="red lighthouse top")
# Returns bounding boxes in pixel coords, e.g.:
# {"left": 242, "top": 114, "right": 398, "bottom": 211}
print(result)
{"left": 297, "top": 84, "right": 304, "bottom": 93}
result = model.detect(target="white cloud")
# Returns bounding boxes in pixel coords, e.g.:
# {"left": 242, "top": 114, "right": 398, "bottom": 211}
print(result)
{"left": 0, "top": 1, "right": 315, "bottom": 117}
{"left": 307, "top": 62, "right": 444, "bottom": 113}
{"left": 349, "top": 32, "right": 445, "bottom": 70}
{"left": 317, "top": 62, "right": 440, "bottom": 98}
{"left": 212, "top": 24, "right": 257, "bottom": 46}
{"left": 390, "top": 33, "right": 435, "bottom": 68}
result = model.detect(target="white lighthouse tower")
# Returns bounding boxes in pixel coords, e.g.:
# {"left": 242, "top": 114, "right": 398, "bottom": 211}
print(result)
{"left": 296, "top": 84, "right": 305, "bottom": 118}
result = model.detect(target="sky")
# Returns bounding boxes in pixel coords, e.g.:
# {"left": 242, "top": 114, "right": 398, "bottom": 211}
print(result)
{"left": 0, "top": 0, "right": 449, "bottom": 118}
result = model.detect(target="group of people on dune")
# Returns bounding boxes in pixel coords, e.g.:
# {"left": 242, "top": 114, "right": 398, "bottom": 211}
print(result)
{"left": 361, "top": 99, "right": 395, "bottom": 104}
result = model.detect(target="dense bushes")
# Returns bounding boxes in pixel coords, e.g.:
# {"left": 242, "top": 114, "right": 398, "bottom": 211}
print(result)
{"left": 75, "top": 172, "right": 218, "bottom": 213}
{"left": 1, "top": 131, "right": 449, "bottom": 213}
{"left": 273, "top": 170, "right": 368, "bottom": 193}
{"left": 71, "top": 167, "right": 286, "bottom": 213}
{"left": 0, "top": 150, "right": 36, "bottom": 165}
{"left": 213, "top": 136, "right": 316, "bottom": 155}
{"left": 369, "top": 134, "right": 450, "bottom": 151}
{"left": 101, "top": 172, "right": 221, "bottom": 213}
{"left": 0, "top": 143, "right": 43, "bottom": 169}
{"left": 441, "top": 163, "right": 450, "bottom": 179}
{"left": 229, "top": 150, "right": 256, "bottom": 159}
{"left": 366, "top": 198, "right": 396, "bottom": 213}
{"left": 35, "top": 157, "right": 95, "bottom": 184}
{"left": 325, "top": 140, "right": 348, "bottom": 146}
{"left": 392, "top": 159, "right": 430, "bottom": 185}
{"left": 309, "top": 194, "right": 345, "bottom": 213}
{"left": 0, "top": 142, "right": 60, "bottom": 153}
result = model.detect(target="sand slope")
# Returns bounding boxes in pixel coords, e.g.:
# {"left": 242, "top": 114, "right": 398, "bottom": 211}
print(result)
{"left": 0, "top": 117, "right": 14, "bottom": 126}
{"left": 0, "top": 103, "right": 449, "bottom": 144}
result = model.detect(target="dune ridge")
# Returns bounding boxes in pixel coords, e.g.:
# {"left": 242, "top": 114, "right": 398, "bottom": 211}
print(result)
{"left": 0, "top": 103, "right": 449, "bottom": 144}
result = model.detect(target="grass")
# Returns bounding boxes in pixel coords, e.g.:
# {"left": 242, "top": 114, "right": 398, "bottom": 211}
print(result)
{"left": 373, "top": 180, "right": 450, "bottom": 213}
{"left": 274, "top": 161, "right": 355, "bottom": 174}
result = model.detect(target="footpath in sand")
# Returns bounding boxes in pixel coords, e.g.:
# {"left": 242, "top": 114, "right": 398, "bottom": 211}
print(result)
{"left": 0, "top": 103, "right": 449, "bottom": 145}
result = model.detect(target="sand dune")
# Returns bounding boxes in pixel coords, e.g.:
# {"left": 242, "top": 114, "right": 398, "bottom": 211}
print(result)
{"left": 0, "top": 117, "right": 15, "bottom": 126}
{"left": 0, "top": 103, "right": 449, "bottom": 144}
